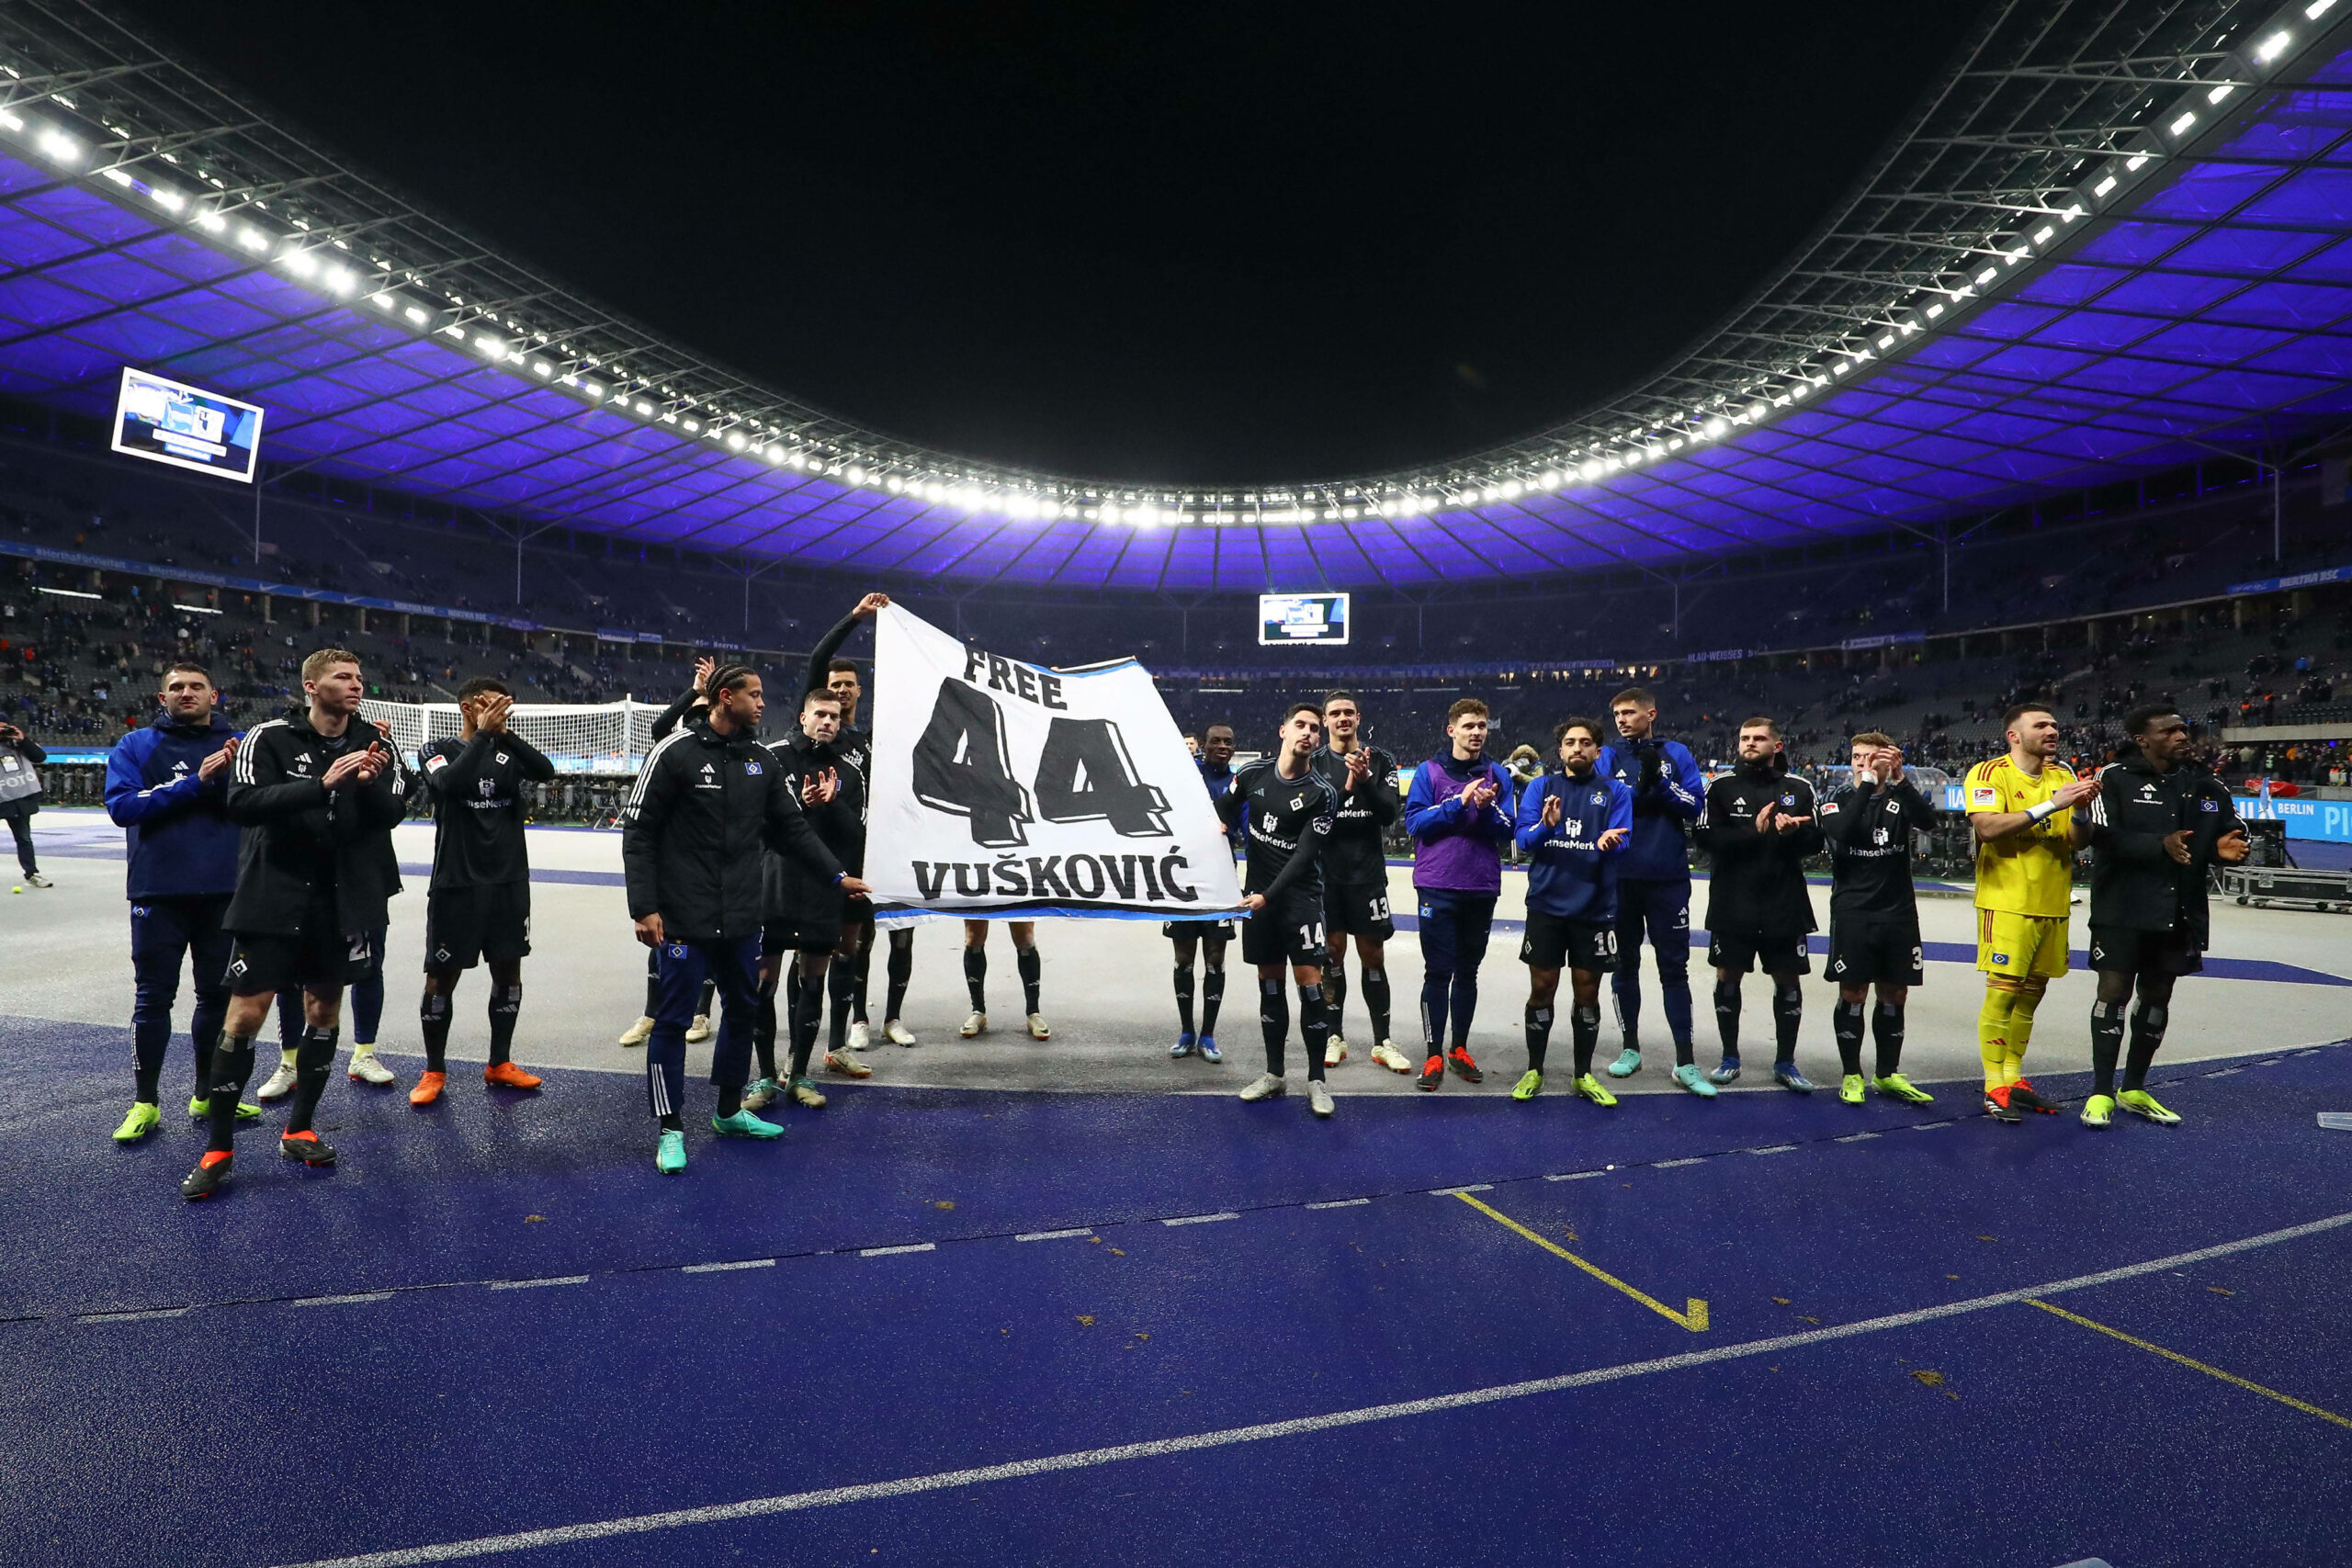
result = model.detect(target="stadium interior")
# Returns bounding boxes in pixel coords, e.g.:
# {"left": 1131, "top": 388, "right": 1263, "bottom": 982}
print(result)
{"left": 3, "top": 3, "right": 2351, "bottom": 1566}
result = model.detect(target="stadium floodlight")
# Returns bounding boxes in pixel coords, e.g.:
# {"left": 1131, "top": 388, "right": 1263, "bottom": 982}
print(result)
{"left": 0, "top": 110, "right": 19, "bottom": 131}
{"left": 2256, "top": 29, "right": 2293, "bottom": 62}
{"left": 36, "top": 584, "right": 101, "bottom": 600}
{"left": 1975, "top": 265, "right": 1997, "bottom": 285}
{"left": 2169, "top": 111, "right": 2197, "bottom": 136}
{"left": 278, "top": 248, "right": 317, "bottom": 278}
{"left": 2033, "top": 225, "right": 2053, "bottom": 244}
{"left": 1702, "top": 418, "right": 1728, "bottom": 438}
{"left": 403, "top": 305, "right": 428, "bottom": 325}
{"left": 2125, "top": 153, "right": 2149, "bottom": 170}
{"left": 2308, "top": 0, "right": 2336, "bottom": 19}
{"left": 726, "top": 432, "right": 745, "bottom": 450}
{"left": 35, "top": 127, "right": 79, "bottom": 164}
{"left": 237, "top": 227, "right": 266, "bottom": 253}
{"left": 195, "top": 209, "right": 225, "bottom": 232}
{"left": 2207, "top": 83, "right": 2237, "bottom": 106}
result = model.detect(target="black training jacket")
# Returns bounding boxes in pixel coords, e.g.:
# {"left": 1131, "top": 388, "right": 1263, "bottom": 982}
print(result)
{"left": 1698, "top": 761, "right": 1823, "bottom": 934}
{"left": 223, "top": 709, "right": 411, "bottom": 937}
{"left": 2085, "top": 747, "right": 2242, "bottom": 943}
{"left": 1819, "top": 774, "right": 1938, "bottom": 921}
{"left": 761, "top": 728, "right": 867, "bottom": 923}
{"left": 623, "top": 719, "right": 843, "bottom": 943}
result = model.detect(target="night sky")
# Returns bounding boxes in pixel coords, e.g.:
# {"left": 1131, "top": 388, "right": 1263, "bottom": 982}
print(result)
{"left": 117, "top": 2, "right": 1981, "bottom": 485}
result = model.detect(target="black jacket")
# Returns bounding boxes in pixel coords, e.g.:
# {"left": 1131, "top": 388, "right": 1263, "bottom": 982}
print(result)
{"left": 623, "top": 718, "right": 843, "bottom": 943}
{"left": 1819, "top": 774, "right": 1938, "bottom": 920}
{"left": 1699, "top": 761, "right": 1823, "bottom": 934}
{"left": 762, "top": 728, "right": 866, "bottom": 923}
{"left": 223, "top": 709, "right": 411, "bottom": 937}
{"left": 2086, "top": 748, "right": 2242, "bottom": 943}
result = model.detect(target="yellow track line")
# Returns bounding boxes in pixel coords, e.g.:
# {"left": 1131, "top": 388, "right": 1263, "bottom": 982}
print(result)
{"left": 1453, "top": 1191, "right": 1708, "bottom": 1332}
{"left": 2023, "top": 1298, "right": 2352, "bottom": 1429}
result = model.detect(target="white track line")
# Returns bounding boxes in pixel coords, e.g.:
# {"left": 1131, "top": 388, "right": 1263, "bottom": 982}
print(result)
{"left": 272, "top": 1208, "right": 2352, "bottom": 1568}
{"left": 1160, "top": 1212, "right": 1238, "bottom": 1226}
{"left": 1015, "top": 1228, "right": 1093, "bottom": 1243}
{"left": 680, "top": 1258, "right": 775, "bottom": 1274}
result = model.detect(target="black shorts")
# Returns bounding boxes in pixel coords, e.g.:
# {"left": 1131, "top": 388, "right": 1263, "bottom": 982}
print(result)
{"left": 1323, "top": 880, "right": 1396, "bottom": 941}
{"left": 424, "top": 882, "right": 532, "bottom": 970}
{"left": 1520, "top": 908, "right": 1620, "bottom": 973}
{"left": 763, "top": 910, "right": 843, "bottom": 957}
{"left": 1161, "top": 917, "right": 1236, "bottom": 941}
{"left": 2087, "top": 924, "right": 2204, "bottom": 976}
{"left": 1824, "top": 916, "right": 1923, "bottom": 987}
{"left": 226, "top": 907, "right": 375, "bottom": 998}
{"left": 1241, "top": 897, "right": 1327, "bottom": 967}
{"left": 1708, "top": 927, "right": 1814, "bottom": 976}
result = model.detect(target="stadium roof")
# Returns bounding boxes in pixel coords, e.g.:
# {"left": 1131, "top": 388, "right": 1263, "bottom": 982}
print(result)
{"left": 1, "top": 1, "right": 2351, "bottom": 592}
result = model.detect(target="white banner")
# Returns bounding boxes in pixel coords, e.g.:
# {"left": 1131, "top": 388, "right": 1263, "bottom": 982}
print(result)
{"left": 865, "top": 605, "right": 1245, "bottom": 919}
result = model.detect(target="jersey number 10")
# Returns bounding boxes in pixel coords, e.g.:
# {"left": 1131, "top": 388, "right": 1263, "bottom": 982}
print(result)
{"left": 911, "top": 679, "right": 1173, "bottom": 849}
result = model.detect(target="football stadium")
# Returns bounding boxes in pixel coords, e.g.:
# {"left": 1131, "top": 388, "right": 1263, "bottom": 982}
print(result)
{"left": 4, "top": 2, "right": 2352, "bottom": 1564}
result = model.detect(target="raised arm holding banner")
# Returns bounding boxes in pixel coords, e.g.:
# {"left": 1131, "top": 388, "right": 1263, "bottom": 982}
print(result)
{"left": 865, "top": 606, "right": 1245, "bottom": 920}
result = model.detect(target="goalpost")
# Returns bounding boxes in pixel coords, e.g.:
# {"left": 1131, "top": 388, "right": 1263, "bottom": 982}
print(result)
{"left": 358, "top": 697, "right": 670, "bottom": 775}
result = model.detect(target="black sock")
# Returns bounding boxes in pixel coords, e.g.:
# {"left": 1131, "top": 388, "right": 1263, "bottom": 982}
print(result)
{"left": 885, "top": 933, "right": 913, "bottom": 1022}
{"left": 1173, "top": 962, "right": 1196, "bottom": 1036}
{"left": 133, "top": 1031, "right": 165, "bottom": 1105}
{"left": 287, "top": 1024, "right": 337, "bottom": 1135}
{"left": 788, "top": 969, "right": 820, "bottom": 1080}
{"left": 1017, "top": 946, "right": 1042, "bottom": 1014}
{"left": 1299, "top": 983, "right": 1329, "bottom": 1082}
{"left": 1872, "top": 1001, "right": 1905, "bottom": 1077}
{"left": 2090, "top": 998, "right": 2125, "bottom": 1097}
{"left": 1572, "top": 1004, "right": 1600, "bottom": 1078}
{"left": 1714, "top": 980, "right": 1741, "bottom": 1056}
{"left": 697, "top": 978, "right": 717, "bottom": 1021}
{"left": 2123, "top": 1000, "right": 2168, "bottom": 1091}
{"left": 964, "top": 947, "right": 987, "bottom": 1011}
{"left": 1363, "top": 965, "right": 1392, "bottom": 1043}
{"left": 717, "top": 1082, "right": 742, "bottom": 1117}
{"left": 487, "top": 984, "right": 520, "bottom": 1066}
{"left": 1834, "top": 998, "right": 1866, "bottom": 1077}
{"left": 660, "top": 1111, "right": 684, "bottom": 1132}
{"left": 1200, "top": 953, "right": 1225, "bottom": 1036}
{"left": 421, "top": 990, "right": 452, "bottom": 1072}
{"left": 753, "top": 988, "right": 779, "bottom": 1081}
{"left": 1524, "top": 1004, "right": 1554, "bottom": 1074}
{"left": 1772, "top": 980, "right": 1802, "bottom": 1064}
{"left": 1325, "top": 964, "right": 1348, "bottom": 1040}
{"left": 852, "top": 941, "right": 872, "bottom": 1025}
{"left": 205, "top": 1032, "right": 255, "bottom": 1154}
{"left": 828, "top": 963, "right": 854, "bottom": 1054}
{"left": 1260, "top": 976, "right": 1288, "bottom": 1077}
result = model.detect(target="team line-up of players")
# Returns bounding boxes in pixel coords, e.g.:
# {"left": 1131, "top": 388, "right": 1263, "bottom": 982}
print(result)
{"left": 94, "top": 592, "right": 2250, "bottom": 1194}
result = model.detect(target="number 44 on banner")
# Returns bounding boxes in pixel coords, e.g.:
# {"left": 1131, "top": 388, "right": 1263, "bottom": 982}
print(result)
{"left": 864, "top": 606, "right": 1245, "bottom": 921}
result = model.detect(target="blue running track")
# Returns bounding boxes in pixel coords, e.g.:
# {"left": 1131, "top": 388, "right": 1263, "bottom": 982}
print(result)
{"left": 2, "top": 1015, "right": 2347, "bottom": 1567}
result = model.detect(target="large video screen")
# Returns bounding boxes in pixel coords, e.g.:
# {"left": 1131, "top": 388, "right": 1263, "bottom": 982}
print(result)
{"left": 1259, "top": 592, "right": 1350, "bottom": 646}
{"left": 111, "top": 367, "right": 263, "bottom": 481}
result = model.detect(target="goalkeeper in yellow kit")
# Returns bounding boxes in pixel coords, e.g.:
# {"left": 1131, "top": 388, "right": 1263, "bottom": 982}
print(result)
{"left": 1963, "top": 704, "right": 2098, "bottom": 1122}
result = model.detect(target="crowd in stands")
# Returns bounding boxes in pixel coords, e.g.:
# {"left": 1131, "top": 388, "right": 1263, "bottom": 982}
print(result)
{"left": 1, "top": 422, "right": 2348, "bottom": 795}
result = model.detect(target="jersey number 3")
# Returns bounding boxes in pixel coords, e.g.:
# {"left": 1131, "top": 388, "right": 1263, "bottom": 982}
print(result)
{"left": 912, "top": 678, "right": 1172, "bottom": 849}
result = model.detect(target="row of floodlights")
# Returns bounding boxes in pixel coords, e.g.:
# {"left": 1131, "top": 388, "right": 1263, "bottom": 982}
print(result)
{"left": 0, "top": 0, "right": 2333, "bottom": 526}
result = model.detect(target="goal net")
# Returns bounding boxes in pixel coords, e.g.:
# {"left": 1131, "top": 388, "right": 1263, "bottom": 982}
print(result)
{"left": 358, "top": 697, "right": 669, "bottom": 773}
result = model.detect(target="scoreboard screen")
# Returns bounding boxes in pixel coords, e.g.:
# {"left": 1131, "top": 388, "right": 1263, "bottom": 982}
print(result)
{"left": 111, "top": 367, "right": 264, "bottom": 482}
{"left": 1258, "top": 592, "right": 1350, "bottom": 647}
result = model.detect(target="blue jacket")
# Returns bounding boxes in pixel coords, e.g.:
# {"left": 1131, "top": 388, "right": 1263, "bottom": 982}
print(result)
{"left": 1594, "top": 737, "right": 1706, "bottom": 883}
{"left": 1403, "top": 750, "right": 1517, "bottom": 894}
{"left": 105, "top": 712, "right": 243, "bottom": 899}
{"left": 1515, "top": 769, "right": 1633, "bottom": 921}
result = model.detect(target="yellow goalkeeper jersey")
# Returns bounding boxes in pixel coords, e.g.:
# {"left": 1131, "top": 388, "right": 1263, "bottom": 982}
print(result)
{"left": 1964, "top": 754, "right": 2079, "bottom": 919}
